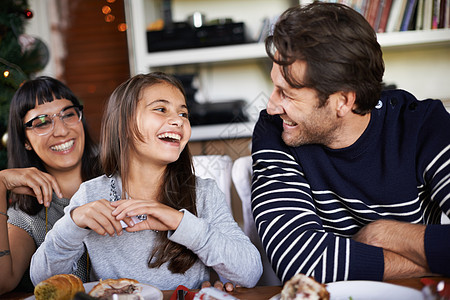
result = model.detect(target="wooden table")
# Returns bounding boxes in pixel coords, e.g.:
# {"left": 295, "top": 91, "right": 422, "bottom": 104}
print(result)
{"left": 2, "top": 277, "right": 449, "bottom": 300}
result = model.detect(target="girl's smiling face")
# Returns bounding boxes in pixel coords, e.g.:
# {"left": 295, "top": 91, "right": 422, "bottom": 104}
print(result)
{"left": 131, "top": 82, "right": 191, "bottom": 167}
{"left": 24, "top": 98, "right": 85, "bottom": 175}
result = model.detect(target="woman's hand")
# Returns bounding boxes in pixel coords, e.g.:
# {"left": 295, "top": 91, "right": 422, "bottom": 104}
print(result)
{"left": 0, "top": 167, "right": 62, "bottom": 207}
{"left": 110, "top": 199, "right": 184, "bottom": 232}
{"left": 71, "top": 199, "right": 130, "bottom": 236}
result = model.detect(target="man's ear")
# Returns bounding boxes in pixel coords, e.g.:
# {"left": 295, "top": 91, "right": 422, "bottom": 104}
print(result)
{"left": 336, "top": 91, "right": 356, "bottom": 117}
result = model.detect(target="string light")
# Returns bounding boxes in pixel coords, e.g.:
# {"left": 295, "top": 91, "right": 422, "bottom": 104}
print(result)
{"left": 101, "top": 0, "right": 126, "bottom": 32}
{"left": 105, "top": 14, "right": 115, "bottom": 22}
{"left": 3, "top": 70, "right": 9, "bottom": 78}
{"left": 118, "top": 23, "right": 127, "bottom": 32}
{"left": 102, "top": 5, "right": 111, "bottom": 15}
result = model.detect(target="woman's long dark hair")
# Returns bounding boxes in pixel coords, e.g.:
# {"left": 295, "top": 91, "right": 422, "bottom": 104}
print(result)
{"left": 100, "top": 72, "right": 198, "bottom": 274}
{"left": 7, "top": 76, "right": 101, "bottom": 214}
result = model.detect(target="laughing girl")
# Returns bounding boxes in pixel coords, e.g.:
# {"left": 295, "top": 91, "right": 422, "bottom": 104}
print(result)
{"left": 30, "top": 72, "right": 262, "bottom": 290}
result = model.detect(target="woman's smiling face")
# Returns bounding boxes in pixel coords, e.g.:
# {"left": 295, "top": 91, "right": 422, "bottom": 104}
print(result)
{"left": 24, "top": 98, "right": 85, "bottom": 175}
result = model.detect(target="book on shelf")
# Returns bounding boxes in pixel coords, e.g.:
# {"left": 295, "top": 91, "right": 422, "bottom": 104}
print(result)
{"left": 377, "top": 0, "right": 394, "bottom": 32}
{"left": 313, "top": 0, "right": 449, "bottom": 32}
{"left": 415, "top": 0, "right": 425, "bottom": 30}
{"left": 365, "top": 0, "right": 381, "bottom": 28}
{"left": 400, "top": 0, "right": 419, "bottom": 31}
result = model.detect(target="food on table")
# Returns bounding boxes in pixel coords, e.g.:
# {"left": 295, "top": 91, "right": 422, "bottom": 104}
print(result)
{"left": 280, "top": 273, "right": 330, "bottom": 300}
{"left": 88, "top": 278, "right": 143, "bottom": 300}
{"left": 34, "top": 274, "right": 85, "bottom": 300}
{"left": 193, "top": 287, "right": 239, "bottom": 299}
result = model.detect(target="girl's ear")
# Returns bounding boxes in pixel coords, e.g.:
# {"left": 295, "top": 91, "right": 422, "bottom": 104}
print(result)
{"left": 25, "top": 142, "right": 32, "bottom": 150}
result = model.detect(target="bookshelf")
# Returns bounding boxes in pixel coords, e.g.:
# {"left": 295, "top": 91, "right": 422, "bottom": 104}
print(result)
{"left": 124, "top": 0, "right": 450, "bottom": 141}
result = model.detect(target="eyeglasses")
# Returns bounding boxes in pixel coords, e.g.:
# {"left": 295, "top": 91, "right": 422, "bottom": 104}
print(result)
{"left": 24, "top": 105, "right": 83, "bottom": 136}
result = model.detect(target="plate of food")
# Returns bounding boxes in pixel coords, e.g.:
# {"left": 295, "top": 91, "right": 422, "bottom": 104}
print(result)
{"left": 28, "top": 275, "right": 163, "bottom": 300}
{"left": 270, "top": 273, "right": 422, "bottom": 300}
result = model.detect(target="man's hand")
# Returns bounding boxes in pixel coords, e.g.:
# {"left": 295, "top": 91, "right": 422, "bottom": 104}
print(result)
{"left": 353, "top": 219, "right": 427, "bottom": 268}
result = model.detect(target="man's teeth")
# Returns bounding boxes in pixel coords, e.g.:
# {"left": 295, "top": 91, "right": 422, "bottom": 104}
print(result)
{"left": 157, "top": 132, "right": 181, "bottom": 141}
{"left": 51, "top": 140, "right": 74, "bottom": 151}
{"left": 283, "top": 119, "right": 296, "bottom": 126}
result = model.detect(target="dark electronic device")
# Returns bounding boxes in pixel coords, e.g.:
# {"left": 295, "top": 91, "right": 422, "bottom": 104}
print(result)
{"left": 175, "top": 74, "right": 248, "bottom": 126}
{"left": 147, "top": 21, "right": 246, "bottom": 52}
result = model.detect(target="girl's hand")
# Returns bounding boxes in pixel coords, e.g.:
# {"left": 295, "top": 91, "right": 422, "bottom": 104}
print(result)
{"left": 201, "top": 281, "right": 240, "bottom": 292}
{"left": 0, "top": 167, "right": 62, "bottom": 207}
{"left": 71, "top": 199, "right": 131, "bottom": 236}
{"left": 110, "top": 199, "right": 184, "bottom": 232}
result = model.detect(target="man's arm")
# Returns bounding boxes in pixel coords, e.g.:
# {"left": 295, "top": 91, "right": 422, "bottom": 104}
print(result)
{"left": 353, "top": 219, "right": 435, "bottom": 279}
{"left": 353, "top": 219, "right": 427, "bottom": 268}
{"left": 383, "top": 249, "right": 431, "bottom": 280}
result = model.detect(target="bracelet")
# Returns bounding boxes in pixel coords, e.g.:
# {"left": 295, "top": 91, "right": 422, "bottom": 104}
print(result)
{"left": 0, "top": 211, "right": 8, "bottom": 220}
{"left": 0, "top": 250, "right": 11, "bottom": 257}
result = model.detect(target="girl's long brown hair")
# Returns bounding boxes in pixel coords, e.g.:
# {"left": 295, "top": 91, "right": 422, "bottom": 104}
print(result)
{"left": 100, "top": 72, "right": 198, "bottom": 273}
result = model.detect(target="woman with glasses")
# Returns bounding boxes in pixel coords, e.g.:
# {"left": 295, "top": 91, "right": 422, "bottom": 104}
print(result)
{"left": 0, "top": 76, "right": 101, "bottom": 294}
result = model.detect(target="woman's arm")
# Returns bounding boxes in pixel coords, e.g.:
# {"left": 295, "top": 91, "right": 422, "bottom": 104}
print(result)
{"left": 0, "top": 168, "right": 62, "bottom": 294}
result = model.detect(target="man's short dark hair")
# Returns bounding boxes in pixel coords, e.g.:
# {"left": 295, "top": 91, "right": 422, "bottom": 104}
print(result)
{"left": 266, "top": 2, "right": 385, "bottom": 114}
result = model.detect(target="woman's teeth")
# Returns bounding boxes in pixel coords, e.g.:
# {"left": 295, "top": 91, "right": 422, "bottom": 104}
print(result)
{"left": 157, "top": 132, "right": 181, "bottom": 141}
{"left": 51, "top": 140, "right": 74, "bottom": 152}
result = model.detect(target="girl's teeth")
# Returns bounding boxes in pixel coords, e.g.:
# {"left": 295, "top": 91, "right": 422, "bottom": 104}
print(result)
{"left": 51, "top": 140, "right": 74, "bottom": 151}
{"left": 157, "top": 133, "right": 181, "bottom": 140}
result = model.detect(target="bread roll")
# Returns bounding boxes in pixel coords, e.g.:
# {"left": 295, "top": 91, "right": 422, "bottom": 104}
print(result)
{"left": 34, "top": 274, "right": 85, "bottom": 300}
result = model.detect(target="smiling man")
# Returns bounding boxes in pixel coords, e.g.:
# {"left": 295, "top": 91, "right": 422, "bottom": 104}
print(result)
{"left": 251, "top": 2, "right": 450, "bottom": 284}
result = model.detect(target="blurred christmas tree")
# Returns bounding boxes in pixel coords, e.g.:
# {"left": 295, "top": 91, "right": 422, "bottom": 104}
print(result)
{"left": 0, "top": 0, "right": 49, "bottom": 169}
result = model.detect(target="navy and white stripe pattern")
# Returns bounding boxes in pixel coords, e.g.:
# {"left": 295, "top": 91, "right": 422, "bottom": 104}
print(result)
{"left": 251, "top": 90, "right": 450, "bottom": 283}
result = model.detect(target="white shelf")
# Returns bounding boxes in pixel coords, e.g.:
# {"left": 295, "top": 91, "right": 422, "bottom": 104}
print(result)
{"left": 190, "top": 122, "right": 255, "bottom": 141}
{"left": 378, "top": 29, "right": 450, "bottom": 49}
{"left": 134, "top": 30, "right": 450, "bottom": 70}
{"left": 144, "top": 43, "right": 268, "bottom": 67}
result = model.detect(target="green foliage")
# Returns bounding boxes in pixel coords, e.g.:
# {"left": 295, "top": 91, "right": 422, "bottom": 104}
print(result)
{"left": 0, "top": 0, "right": 49, "bottom": 169}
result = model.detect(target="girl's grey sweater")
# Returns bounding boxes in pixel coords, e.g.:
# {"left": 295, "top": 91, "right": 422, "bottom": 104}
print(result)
{"left": 30, "top": 175, "right": 262, "bottom": 290}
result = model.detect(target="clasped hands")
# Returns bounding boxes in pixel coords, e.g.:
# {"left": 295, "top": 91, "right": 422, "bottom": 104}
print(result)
{"left": 71, "top": 198, "right": 184, "bottom": 237}
{"left": 71, "top": 199, "right": 239, "bottom": 293}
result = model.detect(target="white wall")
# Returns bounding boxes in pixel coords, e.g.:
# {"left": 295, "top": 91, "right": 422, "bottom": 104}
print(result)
{"left": 26, "top": 0, "right": 54, "bottom": 76}
{"left": 383, "top": 45, "right": 450, "bottom": 102}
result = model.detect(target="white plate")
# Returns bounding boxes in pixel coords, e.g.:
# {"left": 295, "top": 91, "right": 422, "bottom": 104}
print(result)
{"left": 270, "top": 280, "right": 422, "bottom": 300}
{"left": 26, "top": 281, "right": 163, "bottom": 300}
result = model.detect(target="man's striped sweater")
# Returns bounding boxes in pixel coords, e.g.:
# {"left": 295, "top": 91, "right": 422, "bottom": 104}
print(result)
{"left": 251, "top": 89, "right": 450, "bottom": 283}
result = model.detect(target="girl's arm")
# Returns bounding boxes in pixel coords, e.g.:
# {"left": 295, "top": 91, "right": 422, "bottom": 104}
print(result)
{"left": 111, "top": 179, "right": 263, "bottom": 288}
{"left": 29, "top": 206, "right": 89, "bottom": 285}
{"left": 168, "top": 179, "right": 263, "bottom": 288}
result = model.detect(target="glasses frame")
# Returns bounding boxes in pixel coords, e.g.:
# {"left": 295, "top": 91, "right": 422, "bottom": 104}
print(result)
{"left": 24, "top": 105, "right": 84, "bottom": 136}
